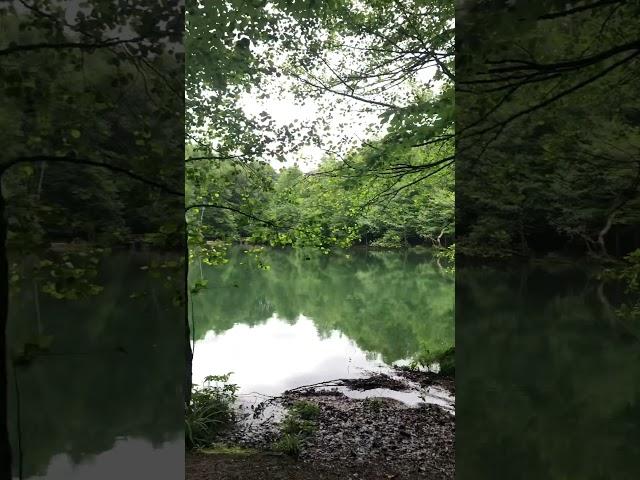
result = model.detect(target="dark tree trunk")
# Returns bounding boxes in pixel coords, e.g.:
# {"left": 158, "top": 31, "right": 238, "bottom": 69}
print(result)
{"left": 1, "top": 191, "right": 13, "bottom": 480}
{"left": 184, "top": 315, "right": 192, "bottom": 409}
{"left": 519, "top": 216, "right": 528, "bottom": 255}
{"left": 597, "top": 212, "right": 615, "bottom": 258}
{"left": 184, "top": 232, "right": 192, "bottom": 411}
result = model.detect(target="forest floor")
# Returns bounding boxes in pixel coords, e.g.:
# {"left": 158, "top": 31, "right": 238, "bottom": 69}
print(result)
{"left": 186, "top": 368, "right": 455, "bottom": 479}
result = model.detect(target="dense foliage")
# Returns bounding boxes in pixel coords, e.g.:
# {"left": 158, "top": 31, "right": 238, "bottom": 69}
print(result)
{"left": 457, "top": 0, "right": 640, "bottom": 259}
{"left": 188, "top": 150, "right": 453, "bottom": 250}
{"left": 1, "top": 2, "right": 184, "bottom": 477}
{"left": 186, "top": 0, "right": 454, "bottom": 256}
{"left": 185, "top": 373, "right": 238, "bottom": 450}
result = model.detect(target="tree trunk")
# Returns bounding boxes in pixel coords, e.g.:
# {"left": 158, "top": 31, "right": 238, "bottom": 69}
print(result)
{"left": 184, "top": 233, "right": 193, "bottom": 410}
{"left": 36, "top": 162, "right": 46, "bottom": 199}
{"left": 597, "top": 161, "right": 640, "bottom": 258}
{"left": 518, "top": 216, "right": 528, "bottom": 254}
{"left": 33, "top": 280, "right": 41, "bottom": 336}
{"left": 596, "top": 211, "right": 615, "bottom": 258}
{"left": 581, "top": 233, "right": 595, "bottom": 254}
{"left": 437, "top": 227, "right": 445, "bottom": 248}
{"left": 1, "top": 191, "right": 13, "bottom": 479}
{"left": 596, "top": 282, "right": 616, "bottom": 328}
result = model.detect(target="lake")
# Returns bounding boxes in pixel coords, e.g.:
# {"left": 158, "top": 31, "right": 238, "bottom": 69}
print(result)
{"left": 8, "top": 249, "right": 639, "bottom": 479}
{"left": 189, "top": 247, "right": 455, "bottom": 397}
{"left": 6, "top": 247, "right": 454, "bottom": 479}
{"left": 7, "top": 251, "right": 184, "bottom": 480}
{"left": 456, "top": 261, "right": 640, "bottom": 479}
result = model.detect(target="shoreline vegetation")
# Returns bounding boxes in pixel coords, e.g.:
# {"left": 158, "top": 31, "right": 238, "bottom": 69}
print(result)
{"left": 186, "top": 366, "right": 455, "bottom": 480}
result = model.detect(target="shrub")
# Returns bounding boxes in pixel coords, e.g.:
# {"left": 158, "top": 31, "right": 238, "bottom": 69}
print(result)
{"left": 273, "top": 400, "right": 320, "bottom": 457}
{"left": 364, "top": 397, "right": 385, "bottom": 412}
{"left": 273, "top": 433, "right": 301, "bottom": 457}
{"left": 290, "top": 400, "right": 320, "bottom": 421}
{"left": 371, "top": 231, "right": 405, "bottom": 248}
{"left": 412, "top": 346, "right": 455, "bottom": 375}
{"left": 185, "top": 373, "right": 238, "bottom": 450}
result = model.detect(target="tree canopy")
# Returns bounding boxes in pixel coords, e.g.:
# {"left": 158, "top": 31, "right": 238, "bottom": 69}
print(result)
{"left": 457, "top": 0, "right": 640, "bottom": 258}
{"left": 185, "top": 0, "right": 455, "bottom": 256}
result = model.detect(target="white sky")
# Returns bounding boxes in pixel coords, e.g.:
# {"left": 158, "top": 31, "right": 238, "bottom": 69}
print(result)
{"left": 196, "top": 8, "right": 449, "bottom": 173}
{"left": 239, "top": 65, "right": 439, "bottom": 172}
{"left": 239, "top": 90, "right": 328, "bottom": 172}
{"left": 238, "top": 37, "right": 440, "bottom": 172}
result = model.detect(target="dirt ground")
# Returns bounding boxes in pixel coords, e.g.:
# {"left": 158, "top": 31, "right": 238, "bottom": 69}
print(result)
{"left": 186, "top": 451, "right": 450, "bottom": 480}
{"left": 186, "top": 371, "right": 455, "bottom": 480}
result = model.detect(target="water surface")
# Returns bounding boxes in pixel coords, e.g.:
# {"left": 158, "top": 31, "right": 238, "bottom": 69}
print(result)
{"left": 190, "top": 247, "right": 455, "bottom": 396}
{"left": 456, "top": 262, "right": 640, "bottom": 479}
{"left": 7, "top": 252, "right": 184, "bottom": 480}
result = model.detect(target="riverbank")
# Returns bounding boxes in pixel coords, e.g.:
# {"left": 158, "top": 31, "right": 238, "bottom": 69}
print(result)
{"left": 186, "top": 369, "right": 455, "bottom": 479}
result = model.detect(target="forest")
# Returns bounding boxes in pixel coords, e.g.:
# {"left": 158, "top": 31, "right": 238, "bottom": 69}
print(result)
{"left": 183, "top": 1, "right": 457, "bottom": 477}
{"left": 1, "top": 0, "right": 639, "bottom": 479}
{"left": 187, "top": 151, "right": 453, "bottom": 250}
{"left": 457, "top": 1, "right": 640, "bottom": 260}
{"left": 185, "top": 0, "right": 455, "bottom": 268}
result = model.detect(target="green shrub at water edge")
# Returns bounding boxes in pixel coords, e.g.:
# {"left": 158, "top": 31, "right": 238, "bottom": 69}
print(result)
{"left": 434, "top": 244, "right": 455, "bottom": 273}
{"left": 291, "top": 400, "right": 320, "bottom": 421}
{"left": 601, "top": 249, "right": 640, "bottom": 322}
{"left": 185, "top": 373, "right": 238, "bottom": 450}
{"left": 273, "top": 400, "right": 320, "bottom": 457}
{"left": 412, "top": 346, "right": 455, "bottom": 375}
{"left": 274, "top": 433, "right": 301, "bottom": 457}
{"left": 364, "top": 397, "right": 385, "bottom": 412}
{"left": 370, "top": 231, "right": 405, "bottom": 248}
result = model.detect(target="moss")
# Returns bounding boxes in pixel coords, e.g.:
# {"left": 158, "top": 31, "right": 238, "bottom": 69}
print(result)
{"left": 199, "top": 445, "right": 258, "bottom": 456}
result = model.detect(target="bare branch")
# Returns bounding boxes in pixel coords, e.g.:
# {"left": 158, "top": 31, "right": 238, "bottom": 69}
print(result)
{"left": 1, "top": 156, "right": 181, "bottom": 196}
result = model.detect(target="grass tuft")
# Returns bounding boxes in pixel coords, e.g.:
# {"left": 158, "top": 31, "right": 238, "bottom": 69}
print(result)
{"left": 185, "top": 373, "right": 238, "bottom": 450}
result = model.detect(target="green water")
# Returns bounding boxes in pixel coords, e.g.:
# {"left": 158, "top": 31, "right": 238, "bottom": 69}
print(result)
{"left": 6, "top": 247, "right": 453, "bottom": 478}
{"left": 10, "top": 248, "right": 637, "bottom": 478}
{"left": 7, "top": 252, "right": 184, "bottom": 480}
{"left": 457, "top": 262, "right": 640, "bottom": 479}
{"left": 190, "top": 247, "right": 455, "bottom": 394}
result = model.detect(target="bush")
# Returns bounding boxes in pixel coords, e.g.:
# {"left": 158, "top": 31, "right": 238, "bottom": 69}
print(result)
{"left": 602, "top": 249, "right": 640, "bottom": 321}
{"left": 412, "top": 346, "right": 455, "bottom": 375}
{"left": 185, "top": 373, "right": 238, "bottom": 450}
{"left": 370, "top": 231, "right": 405, "bottom": 248}
{"left": 273, "top": 433, "right": 301, "bottom": 456}
{"left": 273, "top": 400, "right": 320, "bottom": 457}
{"left": 290, "top": 400, "right": 320, "bottom": 421}
{"left": 363, "top": 397, "right": 385, "bottom": 412}
{"left": 434, "top": 244, "right": 455, "bottom": 273}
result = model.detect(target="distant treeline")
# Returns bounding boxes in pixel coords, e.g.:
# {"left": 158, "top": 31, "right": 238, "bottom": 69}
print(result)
{"left": 187, "top": 147, "right": 454, "bottom": 250}
{"left": 4, "top": 162, "right": 182, "bottom": 249}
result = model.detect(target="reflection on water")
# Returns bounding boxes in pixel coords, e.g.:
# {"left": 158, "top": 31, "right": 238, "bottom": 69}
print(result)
{"left": 7, "top": 252, "right": 184, "bottom": 480}
{"left": 193, "top": 314, "right": 392, "bottom": 394}
{"left": 191, "top": 248, "right": 454, "bottom": 395}
{"left": 457, "top": 262, "right": 640, "bottom": 479}
{"left": 27, "top": 437, "right": 182, "bottom": 480}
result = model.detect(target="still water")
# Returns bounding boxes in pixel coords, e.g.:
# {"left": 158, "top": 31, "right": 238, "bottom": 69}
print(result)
{"left": 190, "top": 247, "right": 455, "bottom": 395}
{"left": 457, "top": 262, "right": 640, "bottom": 479}
{"left": 10, "top": 248, "right": 638, "bottom": 479}
{"left": 7, "top": 252, "right": 184, "bottom": 480}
